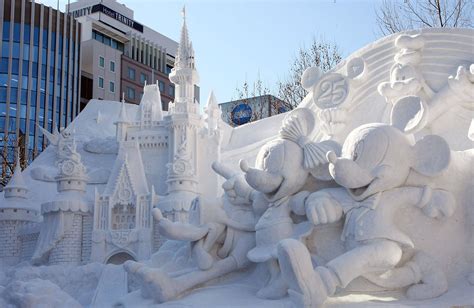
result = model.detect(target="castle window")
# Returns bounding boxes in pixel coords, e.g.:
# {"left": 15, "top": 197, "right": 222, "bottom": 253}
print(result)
{"left": 112, "top": 203, "right": 136, "bottom": 230}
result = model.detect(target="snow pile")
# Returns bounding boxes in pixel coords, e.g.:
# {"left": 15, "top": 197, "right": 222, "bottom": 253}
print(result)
{"left": 84, "top": 136, "right": 119, "bottom": 154}
{"left": 1, "top": 278, "right": 81, "bottom": 308}
{"left": 1, "top": 263, "right": 105, "bottom": 306}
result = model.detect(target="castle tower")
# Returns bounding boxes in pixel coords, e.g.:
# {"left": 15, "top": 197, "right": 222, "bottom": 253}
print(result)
{"left": 0, "top": 157, "right": 39, "bottom": 266}
{"left": 32, "top": 138, "right": 92, "bottom": 265}
{"left": 157, "top": 7, "right": 203, "bottom": 222}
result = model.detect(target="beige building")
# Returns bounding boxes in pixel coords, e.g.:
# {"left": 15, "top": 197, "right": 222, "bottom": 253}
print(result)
{"left": 66, "top": 0, "right": 179, "bottom": 110}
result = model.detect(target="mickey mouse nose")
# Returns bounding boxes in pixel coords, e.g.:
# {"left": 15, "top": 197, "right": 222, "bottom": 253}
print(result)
{"left": 326, "top": 151, "right": 338, "bottom": 164}
{"left": 239, "top": 159, "right": 249, "bottom": 172}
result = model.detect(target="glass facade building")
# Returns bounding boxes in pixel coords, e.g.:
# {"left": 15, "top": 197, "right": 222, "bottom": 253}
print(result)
{"left": 0, "top": 0, "right": 81, "bottom": 181}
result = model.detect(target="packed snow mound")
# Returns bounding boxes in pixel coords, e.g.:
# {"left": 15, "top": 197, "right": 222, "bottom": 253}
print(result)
{"left": 2, "top": 263, "right": 105, "bottom": 306}
{"left": 1, "top": 278, "right": 81, "bottom": 308}
{"left": 84, "top": 136, "right": 119, "bottom": 154}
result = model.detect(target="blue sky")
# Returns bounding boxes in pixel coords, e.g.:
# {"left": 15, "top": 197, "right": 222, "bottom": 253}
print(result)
{"left": 38, "top": 0, "right": 385, "bottom": 105}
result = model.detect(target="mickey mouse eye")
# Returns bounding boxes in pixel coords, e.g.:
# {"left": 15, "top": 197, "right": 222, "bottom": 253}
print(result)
{"left": 263, "top": 150, "right": 270, "bottom": 158}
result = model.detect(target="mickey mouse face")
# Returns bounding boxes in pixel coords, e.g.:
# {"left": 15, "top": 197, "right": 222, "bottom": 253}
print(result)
{"left": 330, "top": 124, "right": 414, "bottom": 201}
{"left": 341, "top": 127, "right": 389, "bottom": 173}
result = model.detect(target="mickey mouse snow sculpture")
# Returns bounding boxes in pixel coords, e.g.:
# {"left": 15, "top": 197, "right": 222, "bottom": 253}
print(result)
{"left": 278, "top": 123, "right": 456, "bottom": 307}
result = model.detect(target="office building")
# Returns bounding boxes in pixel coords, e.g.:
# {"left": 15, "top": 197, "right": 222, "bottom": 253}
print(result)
{"left": 0, "top": 0, "right": 82, "bottom": 183}
{"left": 67, "top": 0, "right": 187, "bottom": 110}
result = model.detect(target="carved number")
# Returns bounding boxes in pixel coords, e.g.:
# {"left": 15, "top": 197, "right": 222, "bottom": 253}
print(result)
{"left": 313, "top": 73, "right": 349, "bottom": 109}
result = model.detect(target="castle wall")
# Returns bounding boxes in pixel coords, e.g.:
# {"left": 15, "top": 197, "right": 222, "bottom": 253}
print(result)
{"left": 18, "top": 223, "right": 40, "bottom": 263}
{"left": 49, "top": 213, "right": 83, "bottom": 265}
{"left": 0, "top": 220, "right": 27, "bottom": 264}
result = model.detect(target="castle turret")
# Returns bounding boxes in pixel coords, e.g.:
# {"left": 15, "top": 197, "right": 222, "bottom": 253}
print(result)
{"left": 115, "top": 94, "right": 130, "bottom": 142}
{"left": 32, "top": 138, "right": 91, "bottom": 265}
{"left": 0, "top": 156, "right": 39, "bottom": 266}
{"left": 204, "top": 90, "right": 222, "bottom": 136}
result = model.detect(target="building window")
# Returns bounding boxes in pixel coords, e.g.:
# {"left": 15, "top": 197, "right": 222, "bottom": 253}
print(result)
{"left": 168, "top": 85, "right": 175, "bottom": 97}
{"left": 110, "top": 61, "right": 115, "bottom": 72}
{"left": 99, "top": 56, "right": 105, "bottom": 68}
{"left": 128, "top": 67, "right": 135, "bottom": 80}
{"left": 110, "top": 81, "right": 115, "bottom": 93}
{"left": 158, "top": 80, "right": 165, "bottom": 92}
{"left": 127, "top": 87, "right": 135, "bottom": 99}
{"left": 140, "top": 73, "right": 147, "bottom": 85}
{"left": 98, "top": 77, "right": 104, "bottom": 88}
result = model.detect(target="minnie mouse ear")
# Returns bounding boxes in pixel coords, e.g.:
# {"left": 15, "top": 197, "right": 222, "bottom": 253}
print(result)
{"left": 279, "top": 108, "right": 316, "bottom": 143}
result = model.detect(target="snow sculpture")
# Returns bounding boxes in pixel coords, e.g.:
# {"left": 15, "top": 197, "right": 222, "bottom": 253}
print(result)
{"left": 203, "top": 91, "right": 222, "bottom": 137}
{"left": 91, "top": 141, "right": 156, "bottom": 263}
{"left": 155, "top": 8, "right": 201, "bottom": 221}
{"left": 278, "top": 123, "right": 457, "bottom": 307}
{"left": 378, "top": 34, "right": 474, "bottom": 134}
{"left": 124, "top": 194, "right": 255, "bottom": 303}
{"left": 1, "top": 9, "right": 472, "bottom": 306}
{"left": 32, "top": 137, "right": 91, "bottom": 265}
{"left": 236, "top": 108, "right": 339, "bottom": 299}
{"left": 301, "top": 57, "right": 366, "bottom": 139}
{"left": 30, "top": 126, "right": 76, "bottom": 182}
{"left": 136, "top": 82, "right": 164, "bottom": 126}
{"left": 121, "top": 107, "right": 341, "bottom": 303}
{"left": 0, "top": 154, "right": 39, "bottom": 266}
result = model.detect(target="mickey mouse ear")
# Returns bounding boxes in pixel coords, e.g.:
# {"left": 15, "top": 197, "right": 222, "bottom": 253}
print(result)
{"left": 390, "top": 95, "right": 428, "bottom": 134}
{"left": 279, "top": 108, "right": 316, "bottom": 143}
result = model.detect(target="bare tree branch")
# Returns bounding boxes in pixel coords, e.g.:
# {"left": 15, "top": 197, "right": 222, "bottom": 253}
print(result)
{"left": 277, "top": 37, "right": 342, "bottom": 108}
{"left": 375, "top": 0, "right": 472, "bottom": 36}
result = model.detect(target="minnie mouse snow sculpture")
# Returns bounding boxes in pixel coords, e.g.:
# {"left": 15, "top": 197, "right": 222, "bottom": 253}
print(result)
{"left": 277, "top": 123, "right": 456, "bottom": 307}
{"left": 234, "top": 108, "right": 340, "bottom": 299}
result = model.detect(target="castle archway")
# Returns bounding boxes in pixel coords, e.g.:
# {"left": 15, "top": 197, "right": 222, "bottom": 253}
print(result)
{"left": 106, "top": 251, "right": 135, "bottom": 264}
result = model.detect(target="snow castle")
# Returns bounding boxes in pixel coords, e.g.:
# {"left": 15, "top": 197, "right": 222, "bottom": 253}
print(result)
{"left": 0, "top": 11, "right": 224, "bottom": 265}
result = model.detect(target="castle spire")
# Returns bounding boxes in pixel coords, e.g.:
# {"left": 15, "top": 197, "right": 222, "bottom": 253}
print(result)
{"left": 176, "top": 6, "right": 193, "bottom": 69}
{"left": 117, "top": 93, "right": 129, "bottom": 123}
{"left": 169, "top": 6, "right": 199, "bottom": 111}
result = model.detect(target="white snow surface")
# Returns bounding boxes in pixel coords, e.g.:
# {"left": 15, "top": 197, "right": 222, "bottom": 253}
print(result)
{"left": 0, "top": 263, "right": 104, "bottom": 307}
